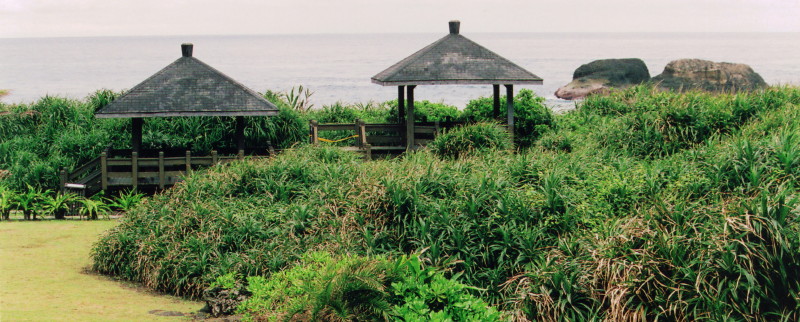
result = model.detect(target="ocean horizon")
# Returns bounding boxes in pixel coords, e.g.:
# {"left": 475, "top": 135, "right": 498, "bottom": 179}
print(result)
{"left": 2, "top": 32, "right": 799, "bottom": 111}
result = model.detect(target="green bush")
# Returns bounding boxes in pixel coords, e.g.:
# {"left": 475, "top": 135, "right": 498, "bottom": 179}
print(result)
{"left": 237, "top": 252, "right": 398, "bottom": 321}
{"left": 389, "top": 254, "right": 502, "bottom": 321}
{"left": 428, "top": 123, "right": 512, "bottom": 159}
{"left": 234, "top": 252, "right": 500, "bottom": 321}
{"left": 462, "top": 89, "right": 553, "bottom": 146}
{"left": 581, "top": 84, "right": 800, "bottom": 157}
{"left": 307, "top": 101, "right": 391, "bottom": 124}
{"left": 387, "top": 100, "right": 461, "bottom": 123}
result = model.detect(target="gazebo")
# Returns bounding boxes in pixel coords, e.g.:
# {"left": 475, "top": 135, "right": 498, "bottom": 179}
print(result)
{"left": 96, "top": 43, "right": 278, "bottom": 153}
{"left": 371, "top": 20, "right": 543, "bottom": 150}
{"left": 64, "top": 43, "right": 278, "bottom": 192}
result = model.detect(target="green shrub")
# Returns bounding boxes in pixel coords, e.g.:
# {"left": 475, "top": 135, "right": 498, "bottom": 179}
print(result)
{"left": 462, "top": 89, "right": 553, "bottom": 146}
{"left": 581, "top": 84, "right": 800, "bottom": 157}
{"left": 428, "top": 123, "right": 512, "bottom": 159}
{"left": 307, "top": 101, "right": 391, "bottom": 124}
{"left": 387, "top": 100, "right": 461, "bottom": 123}
{"left": 108, "top": 189, "right": 145, "bottom": 212}
{"left": 42, "top": 192, "right": 78, "bottom": 220}
{"left": 237, "top": 252, "right": 398, "bottom": 321}
{"left": 234, "top": 252, "right": 500, "bottom": 321}
{"left": 390, "top": 254, "right": 502, "bottom": 321}
{"left": 0, "top": 186, "right": 14, "bottom": 220}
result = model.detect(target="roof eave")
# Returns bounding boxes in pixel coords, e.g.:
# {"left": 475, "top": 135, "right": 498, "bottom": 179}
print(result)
{"left": 95, "top": 110, "right": 279, "bottom": 118}
{"left": 371, "top": 78, "right": 543, "bottom": 86}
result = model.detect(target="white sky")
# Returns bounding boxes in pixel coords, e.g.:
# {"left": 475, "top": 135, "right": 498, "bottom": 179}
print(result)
{"left": 1, "top": 0, "right": 800, "bottom": 38}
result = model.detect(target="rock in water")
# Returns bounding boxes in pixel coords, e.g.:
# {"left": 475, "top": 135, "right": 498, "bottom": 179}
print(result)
{"left": 555, "top": 58, "right": 650, "bottom": 100}
{"left": 652, "top": 59, "right": 766, "bottom": 92}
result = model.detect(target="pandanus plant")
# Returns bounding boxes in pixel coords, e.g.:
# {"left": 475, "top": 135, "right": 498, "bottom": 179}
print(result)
{"left": 15, "top": 185, "right": 45, "bottom": 220}
{"left": 0, "top": 186, "right": 13, "bottom": 220}
{"left": 108, "top": 189, "right": 144, "bottom": 213}
{"left": 43, "top": 192, "right": 79, "bottom": 219}
{"left": 78, "top": 197, "right": 111, "bottom": 220}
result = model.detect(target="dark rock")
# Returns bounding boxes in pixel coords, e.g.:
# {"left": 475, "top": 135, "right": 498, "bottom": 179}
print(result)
{"left": 652, "top": 59, "right": 767, "bottom": 92}
{"left": 556, "top": 58, "right": 650, "bottom": 100}
{"left": 202, "top": 285, "right": 251, "bottom": 317}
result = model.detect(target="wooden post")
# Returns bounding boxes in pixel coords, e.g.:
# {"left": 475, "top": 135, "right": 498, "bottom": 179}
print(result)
{"left": 131, "top": 118, "right": 143, "bottom": 153}
{"left": 505, "top": 84, "right": 515, "bottom": 142}
{"left": 355, "top": 119, "right": 366, "bottom": 147}
{"left": 185, "top": 150, "right": 192, "bottom": 172}
{"left": 238, "top": 149, "right": 245, "bottom": 160}
{"left": 60, "top": 168, "right": 67, "bottom": 193}
{"left": 235, "top": 116, "right": 245, "bottom": 152}
{"left": 364, "top": 144, "right": 372, "bottom": 161}
{"left": 493, "top": 84, "right": 501, "bottom": 119}
{"left": 101, "top": 151, "right": 108, "bottom": 190}
{"left": 310, "top": 120, "right": 319, "bottom": 144}
{"left": 158, "top": 151, "right": 165, "bottom": 189}
{"left": 406, "top": 85, "right": 416, "bottom": 151}
{"left": 131, "top": 151, "right": 138, "bottom": 189}
{"left": 398, "top": 86, "right": 405, "bottom": 124}
{"left": 211, "top": 150, "right": 218, "bottom": 165}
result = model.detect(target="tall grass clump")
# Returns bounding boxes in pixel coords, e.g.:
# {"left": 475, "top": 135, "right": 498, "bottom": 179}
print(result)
{"left": 89, "top": 85, "right": 800, "bottom": 319}
{"left": 580, "top": 84, "right": 800, "bottom": 157}
{"left": 428, "top": 123, "right": 512, "bottom": 159}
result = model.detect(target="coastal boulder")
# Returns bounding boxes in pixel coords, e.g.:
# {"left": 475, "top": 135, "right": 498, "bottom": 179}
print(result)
{"left": 652, "top": 59, "right": 766, "bottom": 92}
{"left": 555, "top": 58, "right": 650, "bottom": 100}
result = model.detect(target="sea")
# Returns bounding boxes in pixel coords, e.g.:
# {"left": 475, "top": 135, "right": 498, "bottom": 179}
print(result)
{"left": 1, "top": 33, "right": 799, "bottom": 112}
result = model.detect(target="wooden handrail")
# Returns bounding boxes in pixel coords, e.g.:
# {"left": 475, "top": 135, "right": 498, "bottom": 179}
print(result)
{"left": 70, "top": 148, "right": 277, "bottom": 193}
{"left": 67, "top": 157, "right": 100, "bottom": 181}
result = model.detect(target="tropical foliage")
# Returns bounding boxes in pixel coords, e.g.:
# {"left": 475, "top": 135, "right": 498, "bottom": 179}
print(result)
{"left": 8, "top": 84, "right": 800, "bottom": 319}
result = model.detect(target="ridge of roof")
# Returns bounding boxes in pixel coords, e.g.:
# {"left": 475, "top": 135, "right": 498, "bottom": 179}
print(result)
{"left": 96, "top": 47, "right": 278, "bottom": 118}
{"left": 372, "top": 31, "right": 543, "bottom": 86}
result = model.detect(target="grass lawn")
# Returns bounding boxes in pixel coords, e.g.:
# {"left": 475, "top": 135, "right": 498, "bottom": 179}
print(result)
{"left": 0, "top": 220, "right": 203, "bottom": 321}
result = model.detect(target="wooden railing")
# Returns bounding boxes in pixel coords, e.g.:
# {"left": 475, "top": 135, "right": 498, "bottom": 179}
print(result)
{"left": 309, "top": 119, "right": 465, "bottom": 156}
{"left": 62, "top": 145, "right": 276, "bottom": 193}
{"left": 60, "top": 157, "right": 102, "bottom": 194}
{"left": 101, "top": 150, "right": 244, "bottom": 190}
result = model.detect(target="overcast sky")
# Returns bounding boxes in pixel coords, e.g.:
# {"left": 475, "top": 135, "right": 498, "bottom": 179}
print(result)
{"left": 2, "top": 0, "right": 800, "bottom": 38}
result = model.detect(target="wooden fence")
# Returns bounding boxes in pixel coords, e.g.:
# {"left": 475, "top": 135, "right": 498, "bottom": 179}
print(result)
{"left": 62, "top": 147, "right": 275, "bottom": 193}
{"left": 309, "top": 119, "right": 464, "bottom": 157}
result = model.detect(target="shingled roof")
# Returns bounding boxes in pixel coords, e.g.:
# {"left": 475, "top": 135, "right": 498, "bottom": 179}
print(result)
{"left": 96, "top": 44, "right": 278, "bottom": 118}
{"left": 372, "top": 21, "right": 543, "bottom": 86}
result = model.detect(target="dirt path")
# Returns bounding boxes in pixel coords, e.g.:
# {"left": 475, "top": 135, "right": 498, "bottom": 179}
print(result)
{"left": 0, "top": 220, "right": 203, "bottom": 321}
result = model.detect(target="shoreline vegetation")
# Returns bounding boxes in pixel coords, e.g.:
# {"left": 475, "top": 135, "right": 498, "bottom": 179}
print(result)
{"left": 3, "top": 84, "right": 800, "bottom": 319}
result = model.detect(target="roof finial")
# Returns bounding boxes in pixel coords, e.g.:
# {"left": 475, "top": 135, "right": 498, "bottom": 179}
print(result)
{"left": 449, "top": 20, "right": 460, "bottom": 34}
{"left": 181, "top": 43, "right": 193, "bottom": 57}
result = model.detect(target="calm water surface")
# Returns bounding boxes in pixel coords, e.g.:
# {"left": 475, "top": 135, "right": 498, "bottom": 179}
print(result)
{"left": 1, "top": 33, "right": 799, "bottom": 111}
